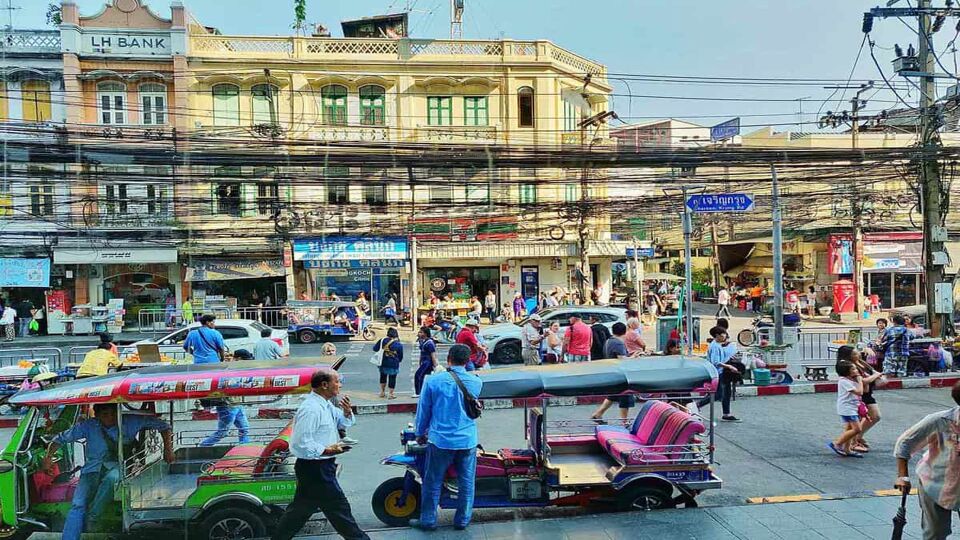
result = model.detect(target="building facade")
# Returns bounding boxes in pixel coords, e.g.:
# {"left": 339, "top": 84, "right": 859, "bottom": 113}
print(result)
{"left": 0, "top": 0, "right": 621, "bottom": 325}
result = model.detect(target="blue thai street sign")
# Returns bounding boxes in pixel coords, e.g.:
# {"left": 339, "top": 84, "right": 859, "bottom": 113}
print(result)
{"left": 625, "top": 247, "right": 656, "bottom": 258}
{"left": 685, "top": 194, "right": 755, "bottom": 213}
{"left": 710, "top": 117, "right": 740, "bottom": 141}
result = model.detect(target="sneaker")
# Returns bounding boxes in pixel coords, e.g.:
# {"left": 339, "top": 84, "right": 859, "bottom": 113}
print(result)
{"left": 340, "top": 436, "right": 359, "bottom": 445}
{"left": 411, "top": 393, "right": 420, "bottom": 399}
{"left": 721, "top": 415, "right": 742, "bottom": 423}
{"left": 686, "top": 402, "right": 700, "bottom": 416}
{"left": 847, "top": 451, "right": 865, "bottom": 458}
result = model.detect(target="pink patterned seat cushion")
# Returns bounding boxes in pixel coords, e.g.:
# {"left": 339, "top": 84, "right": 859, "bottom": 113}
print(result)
{"left": 595, "top": 427, "right": 667, "bottom": 465}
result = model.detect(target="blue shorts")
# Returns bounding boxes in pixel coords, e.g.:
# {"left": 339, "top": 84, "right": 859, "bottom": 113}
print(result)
{"left": 840, "top": 415, "right": 860, "bottom": 424}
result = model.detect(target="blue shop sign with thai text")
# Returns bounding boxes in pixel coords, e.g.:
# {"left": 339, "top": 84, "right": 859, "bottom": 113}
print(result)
{"left": 626, "top": 247, "right": 656, "bottom": 258}
{"left": 686, "top": 193, "right": 755, "bottom": 213}
{"left": 303, "top": 259, "right": 406, "bottom": 269}
{"left": 0, "top": 258, "right": 50, "bottom": 288}
{"left": 294, "top": 237, "right": 408, "bottom": 261}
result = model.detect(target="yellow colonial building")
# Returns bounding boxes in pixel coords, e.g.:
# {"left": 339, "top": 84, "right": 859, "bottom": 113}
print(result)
{"left": 6, "top": 0, "right": 623, "bottom": 322}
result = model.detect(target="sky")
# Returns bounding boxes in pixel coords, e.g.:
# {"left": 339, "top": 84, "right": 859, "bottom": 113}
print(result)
{"left": 8, "top": 0, "right": 948, "bottom": 132}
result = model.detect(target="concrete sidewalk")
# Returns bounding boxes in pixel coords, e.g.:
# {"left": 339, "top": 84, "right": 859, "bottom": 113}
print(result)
{"left": 309, "top": 495, "right": 927, "bottom": 539}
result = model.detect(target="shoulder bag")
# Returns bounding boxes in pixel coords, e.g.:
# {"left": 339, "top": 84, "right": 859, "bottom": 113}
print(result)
{"left": 448, "top": 370, "right": 483, "bottom": 419}
{"left": 370, "top": 338, "right": 387, "bottom": 367}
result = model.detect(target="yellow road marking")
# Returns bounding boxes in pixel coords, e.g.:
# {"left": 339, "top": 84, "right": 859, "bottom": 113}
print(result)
{"left": 747, "top": 488, "right": 917, "bottom": 505}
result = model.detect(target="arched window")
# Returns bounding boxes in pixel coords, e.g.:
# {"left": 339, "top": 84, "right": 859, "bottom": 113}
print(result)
{"left": 320, "top": 84, "right": 347, "bottom": 125}
{"left": 139, "top": 82, "right": 166, "bottom": 125}
{"left": 212, "top": 83, "right": 240, "bottom": 127}
{"left": 359, "top": 85, "right": 385, "bottom": 126}
{"left": 518, "top": 86, "right": 534, "bottom": 128}
{"left": 97, "top": 81, "right": 126, "bottom": 125}
{"left": 21, "top": 80, "right": 51, "bottom": 123}
{"left": 251, "top": 83, "right": 279, "bottom": 125}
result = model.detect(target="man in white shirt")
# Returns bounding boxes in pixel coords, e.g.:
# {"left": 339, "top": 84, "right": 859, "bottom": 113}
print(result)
{"left": 716, "top": 287, "right": 732, "bottom": 319}
{"left": 520, "top": 314, "right": 543, "bottom": 365}
{"left": 271, "top": 370, "right": 370, "bottom": 540}
{"left": 0, "top": 304, "right": 15, "bottom": 341}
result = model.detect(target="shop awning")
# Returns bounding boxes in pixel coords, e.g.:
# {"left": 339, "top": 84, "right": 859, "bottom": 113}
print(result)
{"left": 418, "top": 242, "right": 577, "bottom": 260}
{"left": 185, "top": 258, "right": 285, "bottom": 282}
{"left": 53, "top": 247, "right": 177, "bottom": 265}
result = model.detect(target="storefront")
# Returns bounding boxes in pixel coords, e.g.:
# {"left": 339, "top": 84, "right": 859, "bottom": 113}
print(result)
{"left": 184, "top": 257, "right": 287, "bottom": 306}
{"left": 828, "top": 232, "right": 924, "bottom": 309}
{"left": 53, "top": 247, "right": 180, "bottom": 324}
{"left": 292, "top": 237, "right": 408, "bottom": 317}
{"left": 0, "top": 258, "right": 52, "bottom": 330}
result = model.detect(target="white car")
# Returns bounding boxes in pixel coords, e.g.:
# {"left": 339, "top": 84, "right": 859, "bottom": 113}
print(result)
{"left": 480, "top": 306, "right": 628, "bottom": 364}
{"left": 124, "top": 319, "right": 290, "bottom": 359}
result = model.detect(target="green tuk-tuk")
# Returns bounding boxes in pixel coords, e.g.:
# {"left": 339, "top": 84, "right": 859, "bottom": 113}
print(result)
{"left": 0, "top": 358, "right": 342, "bottom": 539}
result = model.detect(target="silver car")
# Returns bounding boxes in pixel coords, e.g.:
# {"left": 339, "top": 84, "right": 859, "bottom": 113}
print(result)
{"left": 480, "top": 306, "right": 628, "bottom": 364}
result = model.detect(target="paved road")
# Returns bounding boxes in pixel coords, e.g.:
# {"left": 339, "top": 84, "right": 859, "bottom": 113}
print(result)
{"left": 292, "top": 386, "right": 954, "bottom": 530}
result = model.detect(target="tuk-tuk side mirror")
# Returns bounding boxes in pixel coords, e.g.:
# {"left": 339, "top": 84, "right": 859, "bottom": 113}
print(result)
{"left": 0, "top": 459, "right": 14, "bottom": 473}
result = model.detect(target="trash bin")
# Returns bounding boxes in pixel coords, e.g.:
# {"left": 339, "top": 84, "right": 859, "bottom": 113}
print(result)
{"left": 656, "top": 315, "right": 702, "bottom": 352}
{"left": 753, "top": 368, "right": 772, "bottom": 386}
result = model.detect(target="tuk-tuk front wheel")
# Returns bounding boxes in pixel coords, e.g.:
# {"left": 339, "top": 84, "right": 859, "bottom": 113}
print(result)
{"left": 196, "top": 507, "right": 268, "bottom": 540}
{"left": 298, "top": 329, "right": 318, "bottom": 344}
{"left": 372, "top": 477, "right": 421, "bottom": 527}
{"left": 362, "top": 327, "right": 376, "bottom": 341}
{"left": 615, "top": 483, "right": 677, "bottom": 511}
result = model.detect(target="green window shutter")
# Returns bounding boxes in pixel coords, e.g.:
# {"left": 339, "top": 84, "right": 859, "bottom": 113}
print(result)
{"left": 464, "top": 97, "right": 488, "bottom": 126}
{"left": 212, "top": 84, "right": 240, "bottom": 127}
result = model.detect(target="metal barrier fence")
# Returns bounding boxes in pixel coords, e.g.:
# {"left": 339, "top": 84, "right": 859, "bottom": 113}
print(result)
{"left": 234, "top": 306, "right": 289, "bottom": 329}
{"left": 68, "top": 345, "right": 191, "bottom": 365}
{"left": 796, "top": 328, "right": 879, "bottom": 364}
{"left": 136, "top": 308, "right": 231, "bottom": 335}
{"left": 0, "top": 347, "right": 63, "bottom": 370}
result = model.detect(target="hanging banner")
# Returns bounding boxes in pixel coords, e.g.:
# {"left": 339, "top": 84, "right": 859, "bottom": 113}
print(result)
{"left": 0, "top": 258, "right": 50, "bottom": 288}
{"left": 827, "top": 234, "right": 854, "bottom": 275}
{"left": 185, "top": 258, "right": 285, "bottom": 282}
{"left": 862, "top": 241, "right": 923, "bottom": 273}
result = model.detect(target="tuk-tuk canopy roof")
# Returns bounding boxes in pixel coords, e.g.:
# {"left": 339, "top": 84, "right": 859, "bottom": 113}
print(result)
{"left": 9, "top": 358, "right": 342, "bottom": 407}
{"left": 476, "top": 356, "right": 718, "bottom": 399}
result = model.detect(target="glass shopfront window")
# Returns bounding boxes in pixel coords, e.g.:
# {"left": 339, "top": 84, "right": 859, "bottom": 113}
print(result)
{"left": 102, "top": 264, "right": 174, "bottom": 323}
{"left": 868, "top": 273, "right": 892, "bottom": 310}
{"left": 424, "top": 267, "right": 498, "bottom": 302}
{"left": 894, "top": 273, "right": 921, "bottom": 308}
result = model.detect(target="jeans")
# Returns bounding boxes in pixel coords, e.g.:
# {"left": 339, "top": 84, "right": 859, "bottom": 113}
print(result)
{"left": 414, "top": 361, "right": 434, "bottom": 395}
{"left": 420, "top": 444, "right": 477, "bottom": 529}
{"left": 697, "top": 378, "right": 732, "bottom": 416}
{"left": 485, "top": 307, "right": 495, "bottom": 324}
{"left": 918, "top": 487, "right": 959, "bottom": 540}
{"left": 715, "top": 305, "right": 731, "bottom": 318}
{"left": 17, "top": 317, "right": 31, "bottom": 337}
{"left": 272, "top": 459, "right": 369, "bottom": 540}
{"left": 200, "top": 406, "right": 250, "bottom": 446}
{"left": 63, "top": 465, "right": 120, "bottom": 540}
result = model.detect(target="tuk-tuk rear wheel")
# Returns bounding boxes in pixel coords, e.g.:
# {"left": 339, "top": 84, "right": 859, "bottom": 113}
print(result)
{"left": 298, "top": 329, "right": 318, "bottom": 344}
{"left": 615, "top": 483, "right": 676, "bottom": 511}
{"left": 372, "top": 477, "right": 421, "bottom": 527}
{"left": 3, "top": 526, "right": 35, "bottom": 540}
{"left": 196, "top": 507, "right": 268, "bottom": 540}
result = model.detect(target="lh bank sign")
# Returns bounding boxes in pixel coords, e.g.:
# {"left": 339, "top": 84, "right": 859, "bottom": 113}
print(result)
{"left": 64, "top": 29, "right": 181, "bottom": 57}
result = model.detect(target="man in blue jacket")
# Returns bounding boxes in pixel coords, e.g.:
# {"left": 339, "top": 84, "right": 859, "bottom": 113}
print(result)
{"left": 412, "top": 344, "right": 482, "bottom": 531}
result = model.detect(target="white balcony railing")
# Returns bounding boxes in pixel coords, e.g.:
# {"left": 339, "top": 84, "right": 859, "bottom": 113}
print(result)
{"left": 189, "top": 36, "right": 606, "bottom": 78}
{"left": 0, "top": 30, "right": 61, "bottom": 53}
{"left": 413, "top": 125, "right": 499, "bottom": 144}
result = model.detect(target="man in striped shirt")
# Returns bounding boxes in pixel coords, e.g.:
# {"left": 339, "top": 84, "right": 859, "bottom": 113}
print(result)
{"left": 894, "top": 381, "right": 960, "bottom": 540}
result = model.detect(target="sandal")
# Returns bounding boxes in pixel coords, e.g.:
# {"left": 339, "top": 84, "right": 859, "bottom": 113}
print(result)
{"left": 378, "top": 392, "right": 386, "bottom": 398}
{"left": 852, "top": 445, "right": 869, "bottom": 453}
{"left": 827, "top": 442, "right": 849, "bottom": 457}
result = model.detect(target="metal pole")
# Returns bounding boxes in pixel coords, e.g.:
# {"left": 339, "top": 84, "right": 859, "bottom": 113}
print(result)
{"left": 682, "top": 186, "right": 695, "bottom": 355}
{"left": 411, "top": 236, "right": 419, "bottom": 328}
{"left": 633, "top": 238, "right": 642, "bottom": 312}
{"left": 771, "top": 165, "right": 784, "bottom": 346}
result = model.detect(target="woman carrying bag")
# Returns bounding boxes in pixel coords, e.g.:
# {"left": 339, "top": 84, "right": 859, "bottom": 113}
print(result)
{"left": 373, "top": 327, "right": 404, "bottom": 399}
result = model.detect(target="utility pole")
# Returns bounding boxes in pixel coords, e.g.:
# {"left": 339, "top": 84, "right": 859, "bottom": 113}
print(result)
{"left": 709, "top": 219, "right": 722, "bottom": 290}
{"left": 850, "top": 82, "right": 873, "bottom": 320}
{"left": 771, "top": 165, "right": 784, "bottom": 346}
{"left": 918, "top": 0, "right": 946, "bottom": 337}
{"left": 578, "top": 122, "right": 591, "bottom": 304}
{"left": 865, "top": 1, "right": 952, "bottom": 336}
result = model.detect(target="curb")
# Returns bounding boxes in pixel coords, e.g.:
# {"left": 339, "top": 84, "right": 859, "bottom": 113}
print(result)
{"left": 747, "top": 488, "right": 918, "bottom": 505}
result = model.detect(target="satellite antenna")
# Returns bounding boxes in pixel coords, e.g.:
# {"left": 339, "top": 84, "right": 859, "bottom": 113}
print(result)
{"left": 451, "top": 0, "right": 464, "bottom": 39}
